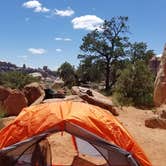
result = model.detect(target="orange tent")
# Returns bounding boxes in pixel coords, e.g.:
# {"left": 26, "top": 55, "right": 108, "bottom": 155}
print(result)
{"left": 0, "top": 101, "right": 152, "bottom": 166}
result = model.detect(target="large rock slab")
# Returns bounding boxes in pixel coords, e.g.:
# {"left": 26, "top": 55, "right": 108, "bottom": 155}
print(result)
{"left": 23, "top": 82, "right": 45, "bottom": 106}
{"left": 71, "top": 86, "right": 119, "bottom": 116}
{"left": 154, "top": 44, "right": 166, "bottom": 106}
{"left": 3, "top": 90, "right": 27, "bottom": 116}
{"left": 43, "top": 95, "right": 84, "bottom": 103}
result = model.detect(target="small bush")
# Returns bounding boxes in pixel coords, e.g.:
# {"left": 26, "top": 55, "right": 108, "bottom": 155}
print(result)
{"left": 112, "top": 92, "right": 134, "bottom": 106}
{"left": 57, "top": 62, "right": 76, "bottom": 88}
{"left": 0, "top": 71, "right": 39, "bottom": 89}
{"left": 113, "top": 61, "right": 154, "bottom": 107}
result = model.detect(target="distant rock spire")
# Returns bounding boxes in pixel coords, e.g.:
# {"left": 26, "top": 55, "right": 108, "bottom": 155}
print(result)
{"left": 154, "top": 44, "right": 166, "bottom": 106}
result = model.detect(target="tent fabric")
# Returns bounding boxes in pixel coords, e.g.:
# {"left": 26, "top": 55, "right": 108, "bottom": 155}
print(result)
{"left": 0, "top": 135, "right": 51, "bottom": 166}
{"left": 0, "top": 101, "right": 152, "bottom": 166}
{"left": 65, "top": 122, "right": 140, "bottom": 166}
{"left": 0, "top": 123, "right": 138, "bottom": 166}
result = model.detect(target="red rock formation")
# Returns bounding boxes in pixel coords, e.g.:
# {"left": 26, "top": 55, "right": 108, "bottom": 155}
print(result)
{"left": 0, "top": 86, "right": 11, "bottom": 101}
{"left": 71, "top": 86, "right": 119, "bottom": 116}
{"left": 3, "top": 90, "right": 27, "bottom": 116}
{"left": 23, "top": 82, "right": 45, "bottom": 106}
{"left": 154, "top": 44, "right": 166, "bottom": 106}
{"left": 149, "top": 56, "right": 161, "bottom": 76}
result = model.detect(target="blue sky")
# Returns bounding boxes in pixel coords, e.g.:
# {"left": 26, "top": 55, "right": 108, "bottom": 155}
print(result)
{"left": 0, "top": 0, "right": 165, "bottom": 70}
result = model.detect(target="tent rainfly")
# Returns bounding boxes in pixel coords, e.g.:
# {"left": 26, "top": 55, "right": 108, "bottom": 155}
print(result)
{"left": 0, "top": 101, "right": 152, "bottom": 166}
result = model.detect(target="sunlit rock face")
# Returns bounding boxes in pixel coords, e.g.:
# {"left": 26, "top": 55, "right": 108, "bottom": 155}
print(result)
{"left": 154, "top": 44, "right": 166, "bottom": 106}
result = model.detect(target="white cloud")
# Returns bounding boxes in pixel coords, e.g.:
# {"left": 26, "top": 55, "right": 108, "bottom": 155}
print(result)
{"left": 71, "top": 15, "right": 104, "bottom": 31}
{"left": 23, "top": 0, "right": 41, "bottom": 8}
{"left": 23, "top": 0, "right": 50, "bottom": 13}
{"left": 156, "top": 54, "right": 162, "bottom": 57}
{"left": 54, "top": 37, "right": 63, "bottom": 41}
{"left": 56, "top": 48, "right": 62, "bottom": 52}
{"left": 28, "top": 48, "right": 46, "bottom": 55}
{"left": 64, "top": 38, "right": 72, "bottom": 41}
{"left": 34, "top": 6, "right": 50, "bottom": 13}
{"left": 54, "top": 8, "right": 74, "bottom": 17}
{"left": 54, "top": 37, "right": 72, "bottom": 41}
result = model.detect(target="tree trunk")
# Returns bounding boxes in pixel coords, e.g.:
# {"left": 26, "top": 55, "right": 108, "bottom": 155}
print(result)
{"left": 105, "top": 61, "right": 110, "bottom": 90}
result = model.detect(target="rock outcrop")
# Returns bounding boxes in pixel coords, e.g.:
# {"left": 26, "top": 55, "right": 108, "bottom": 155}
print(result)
{"left": 154, "top": 44, "right": 166, "bottom": 106}
{"left": 3, "top": 90, "right": 27, "bottom": 116}
{"left": 23, "top": 82, "right": 45, "bottom": 106}
{"left": 149, "top": 56, "right": 161, "bottom": 76}
{"left": 145, "top": 106, "right": 166, "bottom": 129}
{"left": 43, "top": 95, "right": 84, "bottom": 103}
{"left": 145, "top": 116, "right": 166, "bottom": 129}
{"left": 0, "top": 86, "right": 27, "bottom": 116}
{"left": 0, "top": 61, "right": 56, "bottom": 79}
{"left": 71, "top": 86, "right": 119, "bottom": 116}
{"left": 0, "top": 86, "right": 11, "bottom": 102}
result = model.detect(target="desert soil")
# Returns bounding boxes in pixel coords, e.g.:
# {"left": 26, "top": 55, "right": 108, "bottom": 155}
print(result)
{"left": 117, "top": 106, "right": 166, "bottom": 166}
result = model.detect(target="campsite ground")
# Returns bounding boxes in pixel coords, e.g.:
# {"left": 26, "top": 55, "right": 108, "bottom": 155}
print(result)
{"left": 0, "top": 106, "right": 165, "bottom": 166}
{"left": 48, "top": 106, "right": 166, "bottom": 166}
{"left": 117, "top": 106, "right": 166, "bottom": 166}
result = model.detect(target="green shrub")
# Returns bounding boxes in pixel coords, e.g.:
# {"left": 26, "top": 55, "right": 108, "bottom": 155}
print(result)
{"left": 57, "top": 62, "right": 76, "bottom": 88}
{"left": 0, "top": 71, "right": 39, "bottom": 89}
{"left": 113, "top": 61, "right": 154, "bottom": 107}
{"left": 112, "top": 92, "right": 134, "bottom": 106}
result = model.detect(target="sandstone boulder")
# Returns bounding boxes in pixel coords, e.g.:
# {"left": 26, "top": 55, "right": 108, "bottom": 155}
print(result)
{"left": 52, "top": 79, "right": 64, "bottom": 89}
{"left": 0, "top": 86, "right": 11, "bottom": 102}
{"left": 71, "top": 86, "right": 119, "bottom": 116}
{"left": 3, "top": 90, "right": 27, "bottom": 116}
{"left": 145, "top": 117, "right": 166, "bottom": 129}
{"left": 23, "top": 82, "right": 45, "bottom": 106}
{"left": 43, "top": 95, "right": 84, "bottom": 103}
{"left": 154, "top": 44, "right": 166, "bottom": 106}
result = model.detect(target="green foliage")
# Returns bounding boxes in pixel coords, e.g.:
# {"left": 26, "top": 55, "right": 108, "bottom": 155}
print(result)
{"left": 0, "top": 71, "right": 39, "bottom": 89}
{"left": 57, "top": 62, "right": 76, "bottom": 88}
{"left": 79, "top": 16, "right": 130, "bottom": 90}
{"left": 113, "top": 61, "right": 154, "bottom": 107}
{"left": 128, "top": 42, "right": 155, "bottom": 64}
{"left": 77, "top": 57, "right": 104, "bottom": 83}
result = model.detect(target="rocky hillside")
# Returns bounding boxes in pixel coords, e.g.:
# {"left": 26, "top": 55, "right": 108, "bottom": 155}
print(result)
{"left": 0, "top": 61, "right": 56, "bottom": 78}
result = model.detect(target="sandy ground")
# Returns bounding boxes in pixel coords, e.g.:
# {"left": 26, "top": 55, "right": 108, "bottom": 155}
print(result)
{"left": 117, "top": 106, "right": 166, "bottom": 166}
{"left": 47, "top": 132, "right": 106, "bottom": 165}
